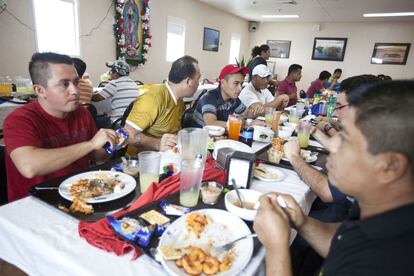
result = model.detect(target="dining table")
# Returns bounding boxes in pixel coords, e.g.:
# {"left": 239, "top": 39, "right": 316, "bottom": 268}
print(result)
{"left": 0, "top": 140, "right": 319, "bottom": 276}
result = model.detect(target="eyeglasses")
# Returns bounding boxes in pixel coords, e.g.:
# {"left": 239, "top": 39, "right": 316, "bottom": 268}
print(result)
{"left": 334, "top": 104, "right": 349, "bottom": 111}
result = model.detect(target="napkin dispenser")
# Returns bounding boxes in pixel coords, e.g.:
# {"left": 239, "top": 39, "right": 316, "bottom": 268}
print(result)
{"left": 226, "top": 151, "right": 255, "bottom": 189}
{"left": 216, "top": 147, "right": 235, "bottom": 170}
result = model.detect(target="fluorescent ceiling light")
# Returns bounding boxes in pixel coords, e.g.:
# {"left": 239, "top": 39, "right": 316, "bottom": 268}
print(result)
{"left": 363, "top": 12, "right": 414, "bottom": 17}
{"left": 262, "top": 14, "right": 299, "bottom": 18}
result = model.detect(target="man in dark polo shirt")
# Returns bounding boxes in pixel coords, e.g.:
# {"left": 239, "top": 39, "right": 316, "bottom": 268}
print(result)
{"left": 192, "top": 64, "right": 254, "bottom": 128}
{"left": 254, "top": 80, "right": 414, "bottom": 275}
{"left": 277, "top": 63, "right": 302, "bottom": 107}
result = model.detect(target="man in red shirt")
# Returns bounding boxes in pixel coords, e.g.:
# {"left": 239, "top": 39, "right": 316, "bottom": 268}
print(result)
{"left": 306, "top": 70, "right": 331, "bottom": 99}
{"left": 4, "top": 52, "right": 118, "bottom": 201}
{"left": 277, "top": 64, "right": 302, "bottom": 106}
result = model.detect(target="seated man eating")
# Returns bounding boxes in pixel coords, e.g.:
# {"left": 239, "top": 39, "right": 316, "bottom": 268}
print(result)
{"left": 4, "top": 52, "right": 117, "bottom": 201}
{"left": 124, "top": 55, "right": 201, "bottom": 154}
{"left": 239, "top": 64, "right": 289, "bottom": 115}
{"left": 191, "top": 64, "right": 256, "bottom": 128}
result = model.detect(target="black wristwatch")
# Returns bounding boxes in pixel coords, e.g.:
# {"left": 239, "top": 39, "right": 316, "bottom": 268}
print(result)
{"left": 324, "top": 123, "right": 334, "bottom": 134}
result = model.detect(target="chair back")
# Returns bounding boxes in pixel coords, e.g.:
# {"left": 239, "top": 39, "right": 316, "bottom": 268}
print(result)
{"left": 111, "top": 100, "right": 136, "bottom": 129}
{"left": 181, "top": 89, "right": 208, "bottom": 128}
{"left": 98, "top": 81, "right": 109, "bottom": 88}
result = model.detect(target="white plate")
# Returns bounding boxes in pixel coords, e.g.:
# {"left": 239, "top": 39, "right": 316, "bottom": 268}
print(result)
{"left": 282, "top": 150, "right": 318, "bottom": 163}
{"left": 159, "top": 209, "right": 253, "bottom": 276}
{"left": 254, "top": 164, "right": 285, "bottom": 182}
{"left": 58, "top": 170, "right": 136, "bottom": 203}
{"left": 213, "top": 139, "right": 254, "bottom": 160}
{"left": 203, "top": 125, "right": 225, "bottom": 136}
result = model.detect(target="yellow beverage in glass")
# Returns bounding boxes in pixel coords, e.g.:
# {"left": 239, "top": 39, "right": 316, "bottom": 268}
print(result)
{"left": 289, "top": 115, "right": 300, "bottom": 124}
{"left": 179, "top": 190, "right": 200, "bottom": 207}
{"left": 298, "top": 133, "right": 310, "bottom": 148}
{"left": 140, "top": 173, "right": 158, "bottom": 193}
{"left": 265, "top": 113, "right": 273, "bottom": 125}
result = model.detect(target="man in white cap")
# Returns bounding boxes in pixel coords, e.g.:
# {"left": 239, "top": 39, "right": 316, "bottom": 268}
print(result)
{"left": 92, "top": 59, "right": 140, "bottom": 128}
{"left": 239, "top": 64, "right": 289, "bottom": 115}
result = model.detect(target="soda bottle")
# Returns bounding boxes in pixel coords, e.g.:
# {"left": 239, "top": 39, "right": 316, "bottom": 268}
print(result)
{"left": 240, "top": 118, "right": 254, "bottom": 147}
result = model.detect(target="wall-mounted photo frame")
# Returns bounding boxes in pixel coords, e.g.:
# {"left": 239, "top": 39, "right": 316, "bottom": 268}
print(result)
{"left": 311, "top": 37, "right": 347, "bottom": 61}
{"left": 203, "top": 27, "right": 220, "bottom": 52}
{"left": 371, "top": 43, "right": 411, "bottom": 65}
{"left": 267, "top": 40, "right": 291, "bottom": 59}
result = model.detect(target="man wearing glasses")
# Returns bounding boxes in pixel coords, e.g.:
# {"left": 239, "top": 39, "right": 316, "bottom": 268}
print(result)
{"left": 283, "top": 75, "right": 381, "bottom": 274}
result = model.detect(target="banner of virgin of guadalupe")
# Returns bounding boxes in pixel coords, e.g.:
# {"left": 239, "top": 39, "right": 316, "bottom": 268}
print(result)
{"left": 123, "top": 0, "right": 143, "bottom": 62}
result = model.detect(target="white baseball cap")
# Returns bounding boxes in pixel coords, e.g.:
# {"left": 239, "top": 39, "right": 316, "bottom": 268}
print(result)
{"left": 252, "top": 64, "right": 272, "bottom": 78}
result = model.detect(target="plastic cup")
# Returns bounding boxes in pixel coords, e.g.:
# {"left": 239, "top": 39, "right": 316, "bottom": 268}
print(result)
{"left": 200, "top": 182, "right": 223, "bottom": 205}
{"left": 123, "top": 158, "right": 139, "bottom": 177}
{"left": 289, "top": 109, "right": 300, "bottom": 123}
{"left": 179, "top": 159, "right": 204, "bottom": 207}
{"left": 138, "top": 151, "right": 161, "bottom": 193}
{"left": 265, "top": 107, "right": 275, "bottom": 125}
{"left": 297, "top": 121, "right": 311, "bottom": 148}
{"left": 228, "top": 117, "right": 242, "bottom": 141}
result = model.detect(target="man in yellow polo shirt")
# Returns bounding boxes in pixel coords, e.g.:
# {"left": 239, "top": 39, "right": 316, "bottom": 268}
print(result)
{"left": 124, "top": 55, "right": 201, "bottom": 153}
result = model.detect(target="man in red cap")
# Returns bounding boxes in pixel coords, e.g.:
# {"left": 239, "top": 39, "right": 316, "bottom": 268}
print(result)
{"left": 191, "top": 64, "right": 256, "bottom": 128}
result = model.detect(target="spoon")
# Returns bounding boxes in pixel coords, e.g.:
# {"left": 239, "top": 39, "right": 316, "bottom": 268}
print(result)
{"left": 231, "top": 178, "right": 244, "bottom": 209}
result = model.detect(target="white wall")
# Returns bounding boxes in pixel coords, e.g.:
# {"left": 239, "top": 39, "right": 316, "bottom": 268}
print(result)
{"left": 0, "top": 0, "right": 250, "bottom": 85}
{"left": 250, "top": 21, "right": 414, "bottom": 91}
{"left": 2, "top": 1, "right": 413, "bottom": 89}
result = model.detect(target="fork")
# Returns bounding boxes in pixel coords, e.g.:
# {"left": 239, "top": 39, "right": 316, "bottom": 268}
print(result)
{"left": 211, "top": 233, "right": 257, "bottom": 255}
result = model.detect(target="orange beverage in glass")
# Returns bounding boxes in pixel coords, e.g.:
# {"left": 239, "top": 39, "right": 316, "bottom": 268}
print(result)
{"left": 228, "top": 117, "right": 242, "bottom": 141}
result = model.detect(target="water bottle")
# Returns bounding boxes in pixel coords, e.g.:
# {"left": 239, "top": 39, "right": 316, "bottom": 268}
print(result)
{"left": 240, "top": 118, "right": 254, "bottom": 147}
{"left": 326, "top": 96, "right": 337, "bottom": 119}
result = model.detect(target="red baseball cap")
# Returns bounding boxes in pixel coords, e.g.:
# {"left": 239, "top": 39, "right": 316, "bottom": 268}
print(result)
{"left": 218, "top": 64, "right": 248, "bottom": 81}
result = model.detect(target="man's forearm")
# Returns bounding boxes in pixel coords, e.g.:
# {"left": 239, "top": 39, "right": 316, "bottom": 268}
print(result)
{"left": 312, "top": 128, "right": 331, "bottom": 148}
{"left": 290, "top": 155, "right": 333, "bottom": 202}
{"left": 297, "top": 217, "right": 340, "bottom": 258}
{"left": 265, "top": 246, "right": 292, "bottom": 276}
{"left": 11, "top": 142, "right": 95, "bottom": 178}
{"left": 128, "top": 131, "right": 161, "bottom": 151}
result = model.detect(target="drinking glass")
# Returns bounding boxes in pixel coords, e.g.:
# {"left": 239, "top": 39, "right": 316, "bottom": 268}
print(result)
{"left": 288, "top": 109, "right": 300, "bottom": 124}
{"left": 297, "top": 121, "right": 311, "bottom": 148}
{"left": 138, "top": 151, "right": 161, "bottom": 193}
{"left": 179, "top": 159, "right": 204, "bottom": 207}
{"left": 265, "top": 107, "right": 275, "bottom": 125}
{"left": 228, "top": 117, "right": 242, "bottom": 141}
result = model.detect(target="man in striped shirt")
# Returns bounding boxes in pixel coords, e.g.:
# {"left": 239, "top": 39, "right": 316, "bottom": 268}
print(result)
{"left": 92, "top": 60, "right": 140, "bottom": 128}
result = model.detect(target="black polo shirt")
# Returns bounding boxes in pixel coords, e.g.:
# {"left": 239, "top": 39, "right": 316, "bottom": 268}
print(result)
{"left": 319, "top": 202, "right": 414, "bottom": 276}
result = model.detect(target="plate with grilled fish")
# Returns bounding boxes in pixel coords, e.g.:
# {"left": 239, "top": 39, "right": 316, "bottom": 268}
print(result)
{"left": 58, "top": 170, "right": 136, "bottom": 203}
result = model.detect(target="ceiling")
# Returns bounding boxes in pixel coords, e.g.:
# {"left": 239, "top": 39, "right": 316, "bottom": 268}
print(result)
{"left": 198, "top": 0, "right": 414, "bottom": 23}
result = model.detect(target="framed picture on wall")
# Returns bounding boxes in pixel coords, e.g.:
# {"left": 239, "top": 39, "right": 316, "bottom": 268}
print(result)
{"left": 311, "top": 37, "right": 347, "bottom": 61}
{"left": 267, "top": 40, "right": 291, "bottom": 58}
{"left": 203, "top": 27, "right": 220, "bottom": 52}
{"left": 371, "top": 43, "right": 411, "bottom": 65}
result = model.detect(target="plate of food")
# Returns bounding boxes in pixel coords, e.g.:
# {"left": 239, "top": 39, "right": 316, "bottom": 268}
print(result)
{"left": 282, "top": 150, "right": 318, "bottom": 163}
{"left": 254, "top": 164, "right": 285, "bottom": 182}
{"left": 59, "top": 170, "right": 136, "bottom": 204}
{"left": 157, "top": 209, "right": 253, "bottom": 276}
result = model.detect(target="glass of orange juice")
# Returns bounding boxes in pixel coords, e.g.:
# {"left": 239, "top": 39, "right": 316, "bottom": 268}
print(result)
{"left": 228, "top": 116, "right": 242, "bottom": 141}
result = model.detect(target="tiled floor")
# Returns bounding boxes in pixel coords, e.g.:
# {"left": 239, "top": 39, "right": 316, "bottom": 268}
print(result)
{"left": 0, "top": 259, "right": 27, "bottom": 276}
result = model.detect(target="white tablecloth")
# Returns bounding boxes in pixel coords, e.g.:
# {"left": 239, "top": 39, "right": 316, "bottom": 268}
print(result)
{"left": 0, "top": 141, "right": 316, "bottom": 275}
